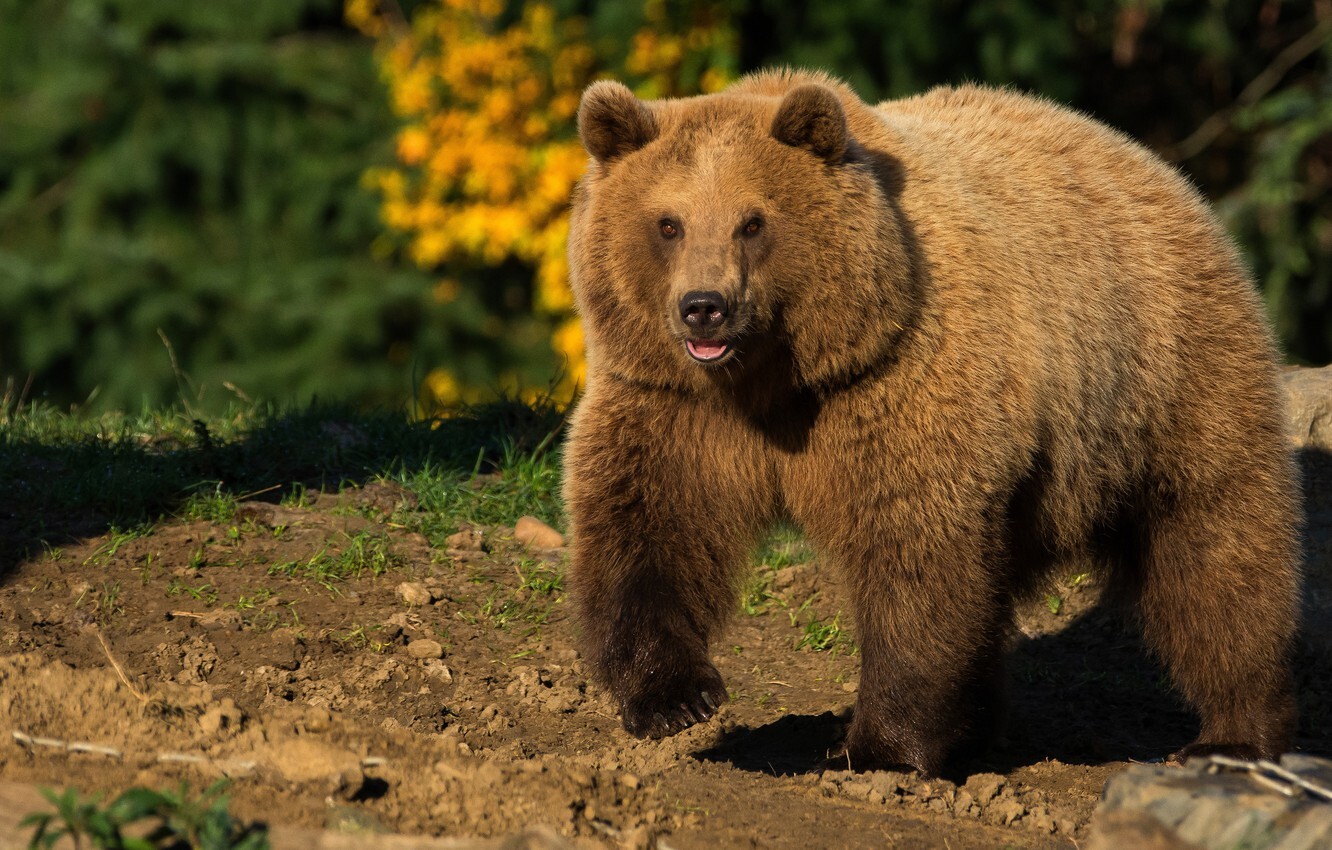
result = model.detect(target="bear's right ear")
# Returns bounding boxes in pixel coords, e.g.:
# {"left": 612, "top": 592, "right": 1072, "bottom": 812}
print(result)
{"left": 771, "top": 84, "right": 847, "bottom": 163}
{"left": 578, "top": 81, "right": 659, "bottom": 164}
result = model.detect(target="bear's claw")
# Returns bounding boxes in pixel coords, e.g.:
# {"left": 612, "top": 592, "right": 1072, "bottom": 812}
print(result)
{"left": 620, "top": 667, "right": 728, "bottom": 739}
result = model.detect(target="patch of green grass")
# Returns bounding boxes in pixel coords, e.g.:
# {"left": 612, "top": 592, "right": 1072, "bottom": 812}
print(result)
{"left": 334, "top": 623, "right": 392, "bottom": 653}
{"left": 166, "top": 578, "right": 219, "bottom": 605}
{"left": 463, "top": 556, "right": 565, "bottom": 633}
{"left": 82, "top": 525, "right": 152, "bottom": 567}
{"left": 394, "top": 437, "right": 565, "bottom": 546}
{"left": 75, "top": 581, "right": 124, "bottom": 624}
{"left": 742, "top": 523, "right": 815, "bottom": 615}
{"left": 21, "top": 780, "right": 268, "bottom": 850}
{"left": 754, "top": 523, "right": 814, "bottom": 570}
{"left": 267, "top": 531, "right": 401, "bottom": 593}
{"left": 180, "top": 484, "right": 239, "bottom": 524}
{"left": 136, "top": 551, "right": 165, "bottom": 584}
{"left": 788, "top": 596, "right": 856, "bottom": 655}
{"left": 229, "top": 589, "right": 273, "bottom": 611}
{"left": 0, "top": 396, "right": 565, "bottom": 561}
{"left": 517, "top": 555, "right": 563, "bottom": 596}
{"left": 279, "top": 482, "right": 311, "bottom": 508}
{"left": 741, "top": 572, "right": 775, "bottom": 616}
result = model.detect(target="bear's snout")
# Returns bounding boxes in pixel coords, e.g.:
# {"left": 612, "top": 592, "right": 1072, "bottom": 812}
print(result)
{"left": 679, "top": 290, "right": 729, "bottom": 333}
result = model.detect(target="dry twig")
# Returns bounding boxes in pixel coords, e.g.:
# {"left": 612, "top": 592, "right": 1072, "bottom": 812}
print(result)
{"left": 95, "top": 628, "right": 149, "bottom": 704}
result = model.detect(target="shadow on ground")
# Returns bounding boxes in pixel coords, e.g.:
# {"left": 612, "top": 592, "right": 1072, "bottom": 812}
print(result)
{"left": 0, "top": 400, "right": 564, "bottom": 585}
{"left": 698, "top": 445, "right": 1332, "bottom": 778}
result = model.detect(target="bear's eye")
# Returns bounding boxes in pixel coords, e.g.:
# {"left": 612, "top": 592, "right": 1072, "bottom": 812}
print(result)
{"left": 659, "top": 219, "right": 680, "bottom": 239}
{"left": 742, "top": 217, "right": 763, "bottom": 236}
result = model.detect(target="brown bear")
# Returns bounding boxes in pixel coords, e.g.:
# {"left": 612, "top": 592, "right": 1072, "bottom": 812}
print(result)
{"left": 561, "top": 68, "right": 1300, "bottom": 776}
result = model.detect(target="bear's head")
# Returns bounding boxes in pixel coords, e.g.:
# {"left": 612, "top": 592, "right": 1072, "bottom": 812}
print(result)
{"left": 569, "top": 72, "right": 917, "bottom": 394}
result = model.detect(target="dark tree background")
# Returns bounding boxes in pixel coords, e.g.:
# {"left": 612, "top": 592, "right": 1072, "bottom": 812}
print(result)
{"left": 1, "top": 0, "right": 1328, "bottom": 412}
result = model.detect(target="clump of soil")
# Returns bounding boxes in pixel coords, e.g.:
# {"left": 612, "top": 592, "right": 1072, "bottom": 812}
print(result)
{"left": 0, "top": 477, "right": 1327, "bottom": 849}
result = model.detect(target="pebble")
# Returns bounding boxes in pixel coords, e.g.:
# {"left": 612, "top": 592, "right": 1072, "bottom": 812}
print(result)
{"left": 964, "top": 772, "right": 1006, "bottom": 806}
{"left": 198, "top": 698, "right": 243, "bottom": 736}
{"left": 407, "top": 639, "right": 445, "bottom": 659}
{"left": 989, "top": 798, "right": 1027, "bottom": 826}
{"left": 303, "top": 704, "right": 333, "bottom": 733}
{"left": 514, "top": 516, "right": 566, "bottom": 549}
{"left": 396, "top": 581, "right": 434, "bottom": 606}
{"left": 445, "top": 527, "right": 485, "bottom": 551}
{"left": 424, "top": 659, "right": 453, "bottom": 682}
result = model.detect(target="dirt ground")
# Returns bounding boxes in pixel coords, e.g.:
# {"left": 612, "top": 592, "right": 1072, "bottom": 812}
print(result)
{"left": 1, "top": 462, "right": 1329, "bottom": 849}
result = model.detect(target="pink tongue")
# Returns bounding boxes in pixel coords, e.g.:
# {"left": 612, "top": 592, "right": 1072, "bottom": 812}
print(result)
{"left": 688, "top": 340, "right": 728, "bottom": 360}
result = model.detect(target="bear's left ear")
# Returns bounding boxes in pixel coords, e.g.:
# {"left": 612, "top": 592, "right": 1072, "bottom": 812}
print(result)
{"left": 771, "top": 84, "right": 847, "bottom": 163}
{"left": 578, "top": 81, "right": 659, "bottom": 164}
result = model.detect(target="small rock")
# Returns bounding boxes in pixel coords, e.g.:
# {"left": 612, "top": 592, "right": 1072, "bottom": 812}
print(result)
{"left": 324, "top": 804, "right": 388, "bottom": 835}
{"left": 953, "top": 789, "right": 976, "bottom": 815}
{"left": 841, "top": 780, "right": 874, "bottom": 800}
{"left": 198, "top": 698, "right": 244, "bottom": 736}
{"left": 1284, "top": 365, "right": 1332, "bottom": 448}
{"left": 964, "top": 772, "right": 1006, "bottom": 806}
{"left": 1028, "top": 805, "right": 1056, "bottom": 833}
{"left": 514, "top": 516, "right": 565, "bottom": 549}
{"left": 867, "top": 770, "right": 907, "bottom": 799}
{"left": 841, "top": 680, "right": 858, "bottom": 693}
{"left": 989, "top": 797, "right": 1027, "bottom": 826}
{"left": 618, "top": 825, "right": 655, "bottom": 850}
{"left": 620, "top": 773, "right": 641, "bottom": 790}
{"left": 424, "top": 660, "right": 453, "bottom": 683}
{"left": 303, "top": 704, "right": 333, "bottom": 733}
{"left": 1087, "top": 810, "right": 1200, "bottom": 850}
{"left": 267, "top": 737, "right": 365, "bottom": 798}
{"left": 396, "top": 582, "right": 434, "bottom": 606}
{"left": 445, "top": 526, "right": 485, "bottom": 551}
{"left": 407, "top": 639, "right": 444, "bottom": 660}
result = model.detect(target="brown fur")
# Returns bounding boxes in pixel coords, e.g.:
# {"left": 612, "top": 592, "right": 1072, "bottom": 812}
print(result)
{"left": 562, "top": 68, "right": 1300, "bottom": 775}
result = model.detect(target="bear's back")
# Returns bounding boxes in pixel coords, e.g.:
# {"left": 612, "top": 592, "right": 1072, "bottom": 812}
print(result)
{"left": 864, "top": 83, "right": 1265, "bottom": 395}
{"left": 863, "top": 84, "right": 1281, "bottom": 546}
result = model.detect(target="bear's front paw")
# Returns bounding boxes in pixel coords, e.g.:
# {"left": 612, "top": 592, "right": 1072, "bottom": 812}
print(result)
{"left": 843, "top": 720, "right": 942, "bottom": 776}
{"left": 619, "top": 662, "right": 727, "bottom": 739}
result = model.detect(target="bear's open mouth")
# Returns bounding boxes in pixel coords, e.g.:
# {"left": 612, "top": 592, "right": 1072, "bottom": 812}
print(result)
{"left": 685, "top": 339, "right": 730, "bottom": 363}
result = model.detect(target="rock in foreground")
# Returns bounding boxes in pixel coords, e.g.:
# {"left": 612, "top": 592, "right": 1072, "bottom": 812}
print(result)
{"left": 1089, "top": 754, "right": 1332, "bottom": 850}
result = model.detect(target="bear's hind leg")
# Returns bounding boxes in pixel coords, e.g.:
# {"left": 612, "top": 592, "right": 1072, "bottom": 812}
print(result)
{"left": 831, "top": 534, "right": 1011, "bottom": 776}
{"left": 1132, "top": 477, "right": 1298, "bottom": 762}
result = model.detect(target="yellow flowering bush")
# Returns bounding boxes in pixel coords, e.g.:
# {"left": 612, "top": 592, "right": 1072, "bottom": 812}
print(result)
{"left": 346, "top": 0, "right": 735, "bottom": 414}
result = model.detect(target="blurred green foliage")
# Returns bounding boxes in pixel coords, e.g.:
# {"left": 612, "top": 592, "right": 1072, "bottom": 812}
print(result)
{"left": 0, "top": 0, "right": 551, "bottom": 414}
{"left": 0, "top": 0, "right": 1328, "bottom": 414}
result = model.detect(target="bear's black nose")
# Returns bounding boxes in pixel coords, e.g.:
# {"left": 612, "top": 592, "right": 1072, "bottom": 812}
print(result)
{"left": 679, "top": 290, "right": 729, "bottom": 331}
